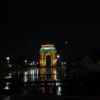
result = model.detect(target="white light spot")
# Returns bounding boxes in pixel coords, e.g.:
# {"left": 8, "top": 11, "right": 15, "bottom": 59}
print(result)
{"left": 24, "top": 71, "right": 28, "bottom": 82}
{"left": 24, "top": 76, "right": 28, "bottom": 82}
{"left": 4, "top": 82, "right": 10, "bottom": 90}
{"left": 57, "top": 55, "right": 60, "bottom": 59}
{"left": 57, "top": 86, "right": 62, "bottom": 95}
{"left": 6, "top": 57, "right": 10, "bottom": 61}
{"left": 24, "top": 60, "right": 27, "bottom": 63}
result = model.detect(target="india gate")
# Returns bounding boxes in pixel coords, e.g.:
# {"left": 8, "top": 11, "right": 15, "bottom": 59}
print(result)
{"left": 39, "top": 44, "right": 57, "bottom": 81}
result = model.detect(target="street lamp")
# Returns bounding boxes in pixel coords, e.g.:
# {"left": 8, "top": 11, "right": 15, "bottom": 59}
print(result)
{"left": 6, "top": 57, "right": 10, "bottom": 61}
{"left": 6, "top": 57, "right": 10, "bottom": 63}
{"left": 57, "top": 55, "right": 60, "bottom": 64}
{"left": 57, "top": 55, "right": 60, "bottom": 59}
{"left": 24, "top": 60, "right": 27, "bottom": 63}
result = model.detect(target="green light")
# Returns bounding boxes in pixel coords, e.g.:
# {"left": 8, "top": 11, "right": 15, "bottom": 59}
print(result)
{"left": 40, "top": 49, "right": 56, "bottom": 52}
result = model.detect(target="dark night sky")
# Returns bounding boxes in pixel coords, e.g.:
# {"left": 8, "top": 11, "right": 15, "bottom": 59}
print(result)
{"left": 0, "top": 2, "right": 100, "bottom": 58}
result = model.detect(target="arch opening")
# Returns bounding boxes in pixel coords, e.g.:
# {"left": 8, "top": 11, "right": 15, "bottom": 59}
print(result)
{"left": 46, "top": 55, "right": 51, "bottom": 80}
{"left": 46, "top": 55, "right": 51, "bottom": 67}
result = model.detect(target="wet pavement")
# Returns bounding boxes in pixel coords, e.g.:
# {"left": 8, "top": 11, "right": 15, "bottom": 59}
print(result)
{"left": 0, "top": 67, "right": 100, "bottom": 99}
{"left": 0, "top": 95, "right": 98, "bottom": 100}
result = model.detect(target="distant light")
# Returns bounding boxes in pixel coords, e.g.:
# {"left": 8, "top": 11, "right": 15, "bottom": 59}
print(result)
{"left": 6, "top": 57, "right": 10, "bottom": 61}
{"left": 65, "top": 41, "right": 68, "bottom": 45}
{"left": 57, "top": 55, "right": 60, "bottom": 59}
{"left": 64, "top": 62, "right": 66, "bottom": 65}
{"left": 24, "top": 60, "right": 27, "bottom": 63}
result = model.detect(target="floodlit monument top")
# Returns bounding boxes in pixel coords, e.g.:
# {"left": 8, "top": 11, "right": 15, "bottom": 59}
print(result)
{"left": 41, "top": 44, "right": 54, "bottom": 47}
{"left": 40, "top": 44, "right": 57, "bottom": 52}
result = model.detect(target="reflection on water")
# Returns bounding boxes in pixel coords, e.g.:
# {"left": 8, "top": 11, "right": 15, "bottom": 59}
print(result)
{"left": 23, "top": 71, "right": 28, "bottom": 82}
{"left": 56, "top": 82, "right": 61, "bottom": 86}
{"left": 4, "top": 82, "right": 10, "bottom": 90}
{"left": 1, "top": 67, "right": 64, "bottom": 95}
{"left": 4, "top": 73, "right": 12, "bottom": 79}
{"left": 3, "top": 96, "right": 10, "bottom": 100}
{"left": 29, "top": 69, "right": 34, "bottom": 81}
{"left": 23, "top": 68, "right": 39, "bottom": 82}
{"left": 1, "top": 64, "right": 100, "bottom": 96}
{"left": 39, "top": 82, "right": 62, "bottom": 95}
{"left": 57, "top": 86, "right": 62, "bottom": 95}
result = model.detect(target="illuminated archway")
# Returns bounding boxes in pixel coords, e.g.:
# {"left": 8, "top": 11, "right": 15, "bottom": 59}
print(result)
{"left": 40, "top": 44, "right": 57, "bottom": 81}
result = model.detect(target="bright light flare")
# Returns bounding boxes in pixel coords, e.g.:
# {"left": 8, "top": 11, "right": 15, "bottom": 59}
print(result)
{"left": 6, "top": 57, "right": 10, "bottom": 61}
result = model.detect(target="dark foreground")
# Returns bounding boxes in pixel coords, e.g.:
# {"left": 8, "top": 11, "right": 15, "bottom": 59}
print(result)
{"left": 0, "top": 65, "right": 100, "bottom": 100}
{"left": 0, "top": 95, "right": 99, "bottom": 100}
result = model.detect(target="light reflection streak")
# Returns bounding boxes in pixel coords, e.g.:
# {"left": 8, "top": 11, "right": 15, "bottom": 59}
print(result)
{"left": 4, "top": 82, "right": 10, "bottom": 90}
{"left": 57, "top": 86, "right": 62, "bottom": 95}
